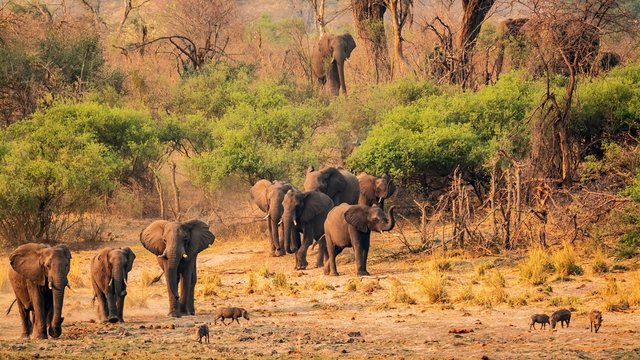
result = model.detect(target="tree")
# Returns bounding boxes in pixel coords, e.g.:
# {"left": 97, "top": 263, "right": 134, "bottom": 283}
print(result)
{"left": 382, "top": 0, "right": 414, "bottom": 76}
{"left": 351, "top": 0, "right": 391, "bottom": 82}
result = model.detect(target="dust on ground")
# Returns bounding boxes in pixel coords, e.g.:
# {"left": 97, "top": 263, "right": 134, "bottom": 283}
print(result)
{"left": 1, "top": 228, "right": 639, "bottom": 359}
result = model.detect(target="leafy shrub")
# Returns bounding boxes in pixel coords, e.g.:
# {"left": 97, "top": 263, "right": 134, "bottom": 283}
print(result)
{"left": 591, "top": 249, "right": 610, "bottom": 274}
{"left": 617, "top": 230, "right": 640, "bottom": 259}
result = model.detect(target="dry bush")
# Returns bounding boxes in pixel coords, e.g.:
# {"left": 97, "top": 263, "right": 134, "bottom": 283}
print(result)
{"left": 551, "top": 242, "right": 583, "bottom": 277}
{"left": 0, "top": 261, "right": 10, "bottom": 292}
{"left": 272, "top": 272, "right": 288, "bottom": 289}
{"left": 415, "top": 270, "right": 447, "bottom": 303}
{"left": 601, "top": 277, "right": 629, "bottom": 312}
{"left": 387, "top": 279, "right": 416, "bottom": 305}
{"left": 591, "top": 249, "right": 610, "bottom": 274}
{"left": 519, "top": 247, "right": 552, "bottom": 285}
{"left": 474, "top": 269, "right": 508, "bottom": 307}
{"left": 453, "top": 282, "right": 475, "bottom": 303}
{"left": 197, "top": 273, "right": 222, "bottom": 297}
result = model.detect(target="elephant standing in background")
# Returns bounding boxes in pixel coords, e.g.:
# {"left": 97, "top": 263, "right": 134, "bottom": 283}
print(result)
{"left": 250, "top": 180, "right": 299, "bottom": 256}
{"left": 8, "top": 243, "right": 72, "bottom": 339}
{"left": 324, "top": 204, "right": 396, "bottom": 276}
{"left": 140, "top": 219, "right": 215, "bottom": 317}
{"left": 304, "top": 166, "right": 360, "bottom": 206}
{"left": 90, "top": 247, "right": 136, "bottom": 323}
{"left": 282, "top": 189, "right": 334, "bottom": 270}
{"left": 312, "top": 33, "right": 357, "bottom": 96}
{"left": 357, "top": 172, "right": 396, "bottom": 209}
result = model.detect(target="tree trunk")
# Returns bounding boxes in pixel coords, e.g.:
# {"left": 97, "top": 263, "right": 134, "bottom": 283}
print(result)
{"left": 456, "top": 0, "right": 496, "bottom": 87}
{"left": 171, "top": 162, "right": 181, "bottom": 219}
{"left": 351, "top": 0, "right": 391, "bottom": 83}
{"left": 385, "top": 0, "right": 413, "bottom": 77}
{"left": 154, "top": 171, "right": 165, "bottom": 219}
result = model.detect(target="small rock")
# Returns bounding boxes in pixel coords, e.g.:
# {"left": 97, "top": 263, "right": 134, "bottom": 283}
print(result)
{"left": 341, "top": 349, "right": 348, "bottom": 354}
{"left": 347, "top": 331, "right": 361, "bottom": 338}
{"left": 139, "top": 325, "right": 146, "bottom": 329}
{"left": 351, "top": 317, "right": 355, "bottom": 321}
{"left": 89, "top": 319, "right": 95, "bottom": 323}
{"left": 170, "top": 324, "right": 175, "bottom": 329}
{"left": 271, "top": 350, "right": 278, "bottom": 356}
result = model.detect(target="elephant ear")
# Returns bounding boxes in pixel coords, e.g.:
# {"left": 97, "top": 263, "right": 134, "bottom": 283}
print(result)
{"left": 250, "top": 179, "right": 271, "bottom": 213}
{"left": 96, "top": 248, "right": 112, "bottom": 274}
{"left": 55, "top": 244, "right": 72, "bottom": 261}
{"left": 344, "top": 206, "right": 370, "bottom": 233}
{"left": 182, "top": 219, "right": 215, "bottom": 256}
{"left": 9, "top": 243, "right": 48, "bottom": 286}
{"left": 342, "top": 33, "right": 356, "bottom": 59}
{"left": 300, "top": 192, "right": 330, "bottom": 223}
{"left": 121, "top": 247, "right": 136, "bottom": 273}
{"left": 323, "top": 167, "right": 346, "bottom": 194}
{"left": 140, "top": 220, "right": 169, "bottom": 256}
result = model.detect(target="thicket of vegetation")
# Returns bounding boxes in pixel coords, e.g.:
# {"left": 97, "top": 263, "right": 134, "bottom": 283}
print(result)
{"left": 0, "top": 0, "right": 639, "bottom": 258}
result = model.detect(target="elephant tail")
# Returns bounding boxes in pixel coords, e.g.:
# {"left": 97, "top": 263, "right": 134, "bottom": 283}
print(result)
{"left": 311, "top": 234, "right": 326, "bottom": 250}
{"left": 5, "top": 298, "right": 16, "bottom": 315}
{"left": 149, "top": 271, "right": 164, "bottom": 286}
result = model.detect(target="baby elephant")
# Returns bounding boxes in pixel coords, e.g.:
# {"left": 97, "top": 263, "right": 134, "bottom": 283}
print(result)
{"left": 590, "top": 310, "right": 603, "bottom": 333}
{"left": 196, "top": 324, "right": 209, "bottom": 343}
{"left": 550, "top": 309, "right": 571, "bottom": 329}
{"left": 214, "top": 307, "right": 249, "bottom": 325}
{"left": 91, "top": 247, "right": 136, "bottom": 323}
{"left": 529, "top": 314, "right": 550, "bottom": 330}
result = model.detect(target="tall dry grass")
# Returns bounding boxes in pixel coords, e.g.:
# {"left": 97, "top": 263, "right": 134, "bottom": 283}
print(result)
{"left": 519, "top": 247, "right": 551, "bottom": 285}
{"left": 551, "top": 242, "right": 583, "bottom": 277}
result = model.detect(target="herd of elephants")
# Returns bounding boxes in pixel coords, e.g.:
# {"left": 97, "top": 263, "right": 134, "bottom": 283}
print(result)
{"left": 5, "top": 166, "right": 397, "bottom": 340}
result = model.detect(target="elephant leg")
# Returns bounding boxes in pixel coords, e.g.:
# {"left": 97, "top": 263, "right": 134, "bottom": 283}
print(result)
{"left": 17, "top": 302, "right": 31, "bottom": 339}
{"left": 92, "top": 280, "right": 109, "bottom": 322}
{"left": 324, "top": 234, "right": 339, "bottom": 276}
{"left": 179, "top": 271, "right": 188, "bottom": 315}
{"left": 349, "top": 228, "right": 369, "bottom": 276}
{"left": 267, "top": 220, "right": 278, "bottom": 257}
{"left": 361, "top": 234, "right": 371, "bottom": 276}
{"left": 186, "top": 261, "right": 197, "bottom": 315}
{"left": 315, "top": 235, "right": 326, "bottom": 268}
{"left": 117, "top": 295, "right": 125, "bottom": 322}
{"left": 275, "top": 220, "right": 286, "bottom": 257}
{"left": 31, "top": 291, "right": 47, "bottom": 339}
{"left": 295, "top": 228, "right": 314, "bottom": 270}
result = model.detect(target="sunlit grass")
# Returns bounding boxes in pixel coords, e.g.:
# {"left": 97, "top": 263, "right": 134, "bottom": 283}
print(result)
{"left": 519, "top": 247, "right": 551, "bottom": 285}
{"left": 415, "top": 270, "right": 447, "bottom": 304}
{"left": 551, "top": 242, "right": 583, "bottom": 277}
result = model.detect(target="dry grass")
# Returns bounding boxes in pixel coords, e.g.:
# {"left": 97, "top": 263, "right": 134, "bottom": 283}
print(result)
{"left": 548, "top": 295, "right": 580, "bottom": 307}
{"left": 304, "top": 279, "right": 335, "bottom": 291}
{"left": 474, "top": 269, "right": 508, "bottom": 308}
{"left": 519, "top": 247, "right": 552, "bottom": 285}
{"left": 271, "top": 272, "right": 288, "bottom": 289}
{"left": 415, "top": 270, "right": 447, "bottom": 304}
{"left": 427, "top": 252, "right": 454, "bottom": 272}
{"left": 453, "top": 282, "right": 475, "bottom": 303}
{"left": 0, "top": 260, "right": 11, "bottom": 292}
{"left": 67, "top": 258, "right": 88, "bottom": 289}
{"left": 551, "top": 242, "right": 583, "bottom": 278}
{"left": 387, "top": 279, "right": 416, "bottom": 305}
{"left": 474, "top": 260, "right": 495, "bottom": 278}
{"left": 197, "top": 273, "right": 222, "bottom": 297}
{"left": 591, "top": 249, "right": 610, "bottom": 274}
{"left": 345, "top": 277, "right": 382, "bottom": 294}
{"left": 600, "top": 277, "right": 630, "bottom": 312}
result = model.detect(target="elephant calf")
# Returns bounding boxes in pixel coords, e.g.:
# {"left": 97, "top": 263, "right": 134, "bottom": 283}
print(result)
{"left": 214, "top": 307, "right": 249, "bottom": 325}
{"left": 324, "top": 204, "right": 396, "bottom": 276}
{"left": 90, "top": 247, "right": 136, "bottom": 323}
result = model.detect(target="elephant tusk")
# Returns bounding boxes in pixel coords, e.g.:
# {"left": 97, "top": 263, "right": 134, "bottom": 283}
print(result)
{"left": 48, "top": 281, "right": 53, "bottom": 290}
{"left": 123, "top": 278, "right": 128, "bottom": 287}
{"left": 109, "top": 278, "right": 113, "bottom": 288}
{"left": 378, "top": 197, "right": 383, "bottom": 204}
{"left": 182, "top": 254, "right": 188, "bottom": 259}
{"left": 278, "top": 219, "right": 283, "bottom": 226}
{"left": 263, "top": 214, "right": 270, "bottom": 220}
{"left": 293, "top": 219, "right": 297, "bottom": 227}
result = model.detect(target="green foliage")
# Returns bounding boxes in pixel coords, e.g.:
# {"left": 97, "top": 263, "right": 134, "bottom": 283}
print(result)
{"left": 38, "top": 35, "right": 104, "bottom": 85}
{"left": 182, "top": 63, "right": 331, "bottom": 190}
{"left": 617, "top": 230, "right": 640, "bottom": 259}
{"left": 0, "top": 102, "right": 160, "bottom": 246}
{"left": 347, "top": 73, "right": 538, "bottom": 190}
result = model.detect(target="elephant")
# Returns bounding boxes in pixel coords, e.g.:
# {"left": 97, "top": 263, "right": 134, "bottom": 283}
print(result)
{"left": 8, "top": 243, "right": 72, "bottom": 339}
{"left": 250, "top": 179, "right": 300, "bottom": 256}
{"left": 304, "top": 166, "right": 360, "bottom": 206}
{"left": 90, "top": 247, "right": 136, "bottom": 323}
{"left": 323, "top": 204, "right": 396, "bottom": 276}
{"left": 312, "top": 33, "right": 357, "bottom": 96}
{"left": 140, "top": 219, "right": 215, "bottom": 317}
{"left": 357, "top": 172, "right": 396, "bottom": 209}
{"left": 282, "top": 189, "right": 334, "bottom": 270}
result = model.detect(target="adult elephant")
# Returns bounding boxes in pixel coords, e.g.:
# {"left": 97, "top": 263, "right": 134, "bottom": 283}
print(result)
{"left": 250, "top": 179, "right": 299, "bottom": 256}
{"left": 8, "top": 243, "right": 72, "bottom": 339}
{"left": 324, "top": 204, "right": 396, "bottom": 276}
{"left": 140, "top": 219, "right": 215, "bottom": 317}
{"left": 90, "top": 247, "right": 136, "bottom": 323}
{"left": 304, "top": 166, "right": 360, "bottom": 206}
{"left": 312, "top": 33, "right": 357, "bottom": 96}
{"left": 357, "top": 172, "right": 396, "bottom": 209}
{"left": 282, "top": 189, "right": 334, "bottom": 270}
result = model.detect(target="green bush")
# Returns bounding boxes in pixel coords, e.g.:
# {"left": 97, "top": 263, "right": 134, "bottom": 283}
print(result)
{"left": 0, "top": 102, "right": 160, "bottom": 246}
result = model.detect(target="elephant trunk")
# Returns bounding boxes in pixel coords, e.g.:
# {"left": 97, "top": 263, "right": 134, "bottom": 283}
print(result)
{"left": 282, "top": 208, "right": 298, "bottom": 254}
{"left": 381, "top": 206, "right": 396, "bottom": 232}
{"left": 108, "top": 269, "right": 126, "bottom": 322}
{"left": 49, "top": 285, "right": 65, "bottom": 338}
{"left": 165, "top": 252, "right": 183, "bottom": 317}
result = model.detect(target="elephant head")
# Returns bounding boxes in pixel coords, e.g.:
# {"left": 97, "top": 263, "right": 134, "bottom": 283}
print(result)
{"left": 9, "top": 243, "right": 72, "bottom": 338}
{"left": 281, "top": 189, "right": 317, "bottom": 253}
{"left": 358, "top": 172, "right": 396, "bottom": 208}
{"left": 344, "top": 205, "right": 396, "bottom": 233}
{"left": 304, "top": 166, "right": 345, "bottom": 201}
{"left": 374, "top": 174, "right": 396, "bottom": 202}
{"left": 312, "top": 33, "right": 357, "bottom": 96}
{"left": 250, "top": 179, "right": 297, "bottom": 255}
{"left": 140, "top": 219, "right": 214, "bottom": 316}
{"left": 97, "top": 247, "right": 135, "bottom": 311}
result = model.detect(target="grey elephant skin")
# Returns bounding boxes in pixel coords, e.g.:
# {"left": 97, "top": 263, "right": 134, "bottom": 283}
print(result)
{"left": 357, "top": 172, "right": 396, "bottom": 209}
{"left": 8, "top": 243, "right": 72, "bottom": 339}
{"left": 282, "top": 189, "right": 334, "bottom": 270}
{"left": 324, "top": 204, "right": 396, "bottom": 276}
{"left": 312, "top": 33, "right": 356, "bottom": 96}
{"left": 304, "top": 166, "right": 360, "bottom": 206}
{"left": 140, "top": 219, "right": 215, "bottom": 317}
{"left": 90, "top": 247, "right": 136, "bottom": 323}
{"left": 250, "top": 179, "right": 299, "bottom": 256}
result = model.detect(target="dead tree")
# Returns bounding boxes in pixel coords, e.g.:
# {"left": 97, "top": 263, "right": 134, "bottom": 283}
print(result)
{"left": 351, "top": 0, "right": 391, "bottom": 82}
{"left": 456, "top": 0, "right": 496, "bottom": 87}
{"left": 382, "top": 0, "right": 414, "bottom": 76}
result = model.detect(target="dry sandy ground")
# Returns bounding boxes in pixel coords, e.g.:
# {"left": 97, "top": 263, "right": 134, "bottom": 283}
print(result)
{"left": 1, "top": 228, "right": 640, "bottom": 359}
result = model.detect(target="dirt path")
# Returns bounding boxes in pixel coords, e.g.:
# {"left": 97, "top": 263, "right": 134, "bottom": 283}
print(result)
{"left": 1, "top": 235, "right": 640, "bottom": 359}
